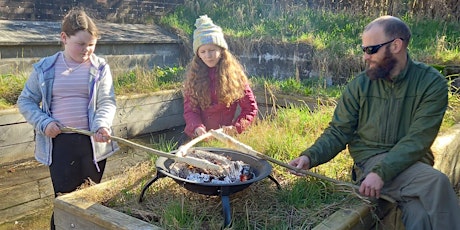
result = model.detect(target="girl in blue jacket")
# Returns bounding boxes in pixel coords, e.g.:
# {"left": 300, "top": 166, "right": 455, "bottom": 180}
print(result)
{"left": 17, "top": 9, "right": 118, "bottom": 229}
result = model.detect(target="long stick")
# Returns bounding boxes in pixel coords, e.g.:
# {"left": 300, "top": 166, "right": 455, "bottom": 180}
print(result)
{"left": 60, "top": 126, "right": 223, "bottom": 173}
{"left": 209, "top": 129, "right": 396, "bottom": 203}
{"left": 175, "top": 129, "right": 221, "bottom": 157}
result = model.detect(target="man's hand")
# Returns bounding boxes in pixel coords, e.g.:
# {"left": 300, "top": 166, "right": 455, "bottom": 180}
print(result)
{"left": 359, "top": 172, "right": 384, "bottom": 198}
{"left": 288, "top": 155, "right": 310, "bottom": 176}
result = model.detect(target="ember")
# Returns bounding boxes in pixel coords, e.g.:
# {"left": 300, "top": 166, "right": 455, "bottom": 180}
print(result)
{"left": 169, "top": 148, "right": 254, "bottom": 184}
{"left": 139, "top": 147, "right": 278, "bottom": 228}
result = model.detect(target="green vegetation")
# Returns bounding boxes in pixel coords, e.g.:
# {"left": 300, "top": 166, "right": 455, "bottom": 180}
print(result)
{"left": 113, "top": 66, "right": 185, "bottom": 95}
{"left": 2, "top": 1, "right": 459, "bottom": 109}
{"left": 0, "top": 73, "right": 28, "bottom": 110}
{"left": 3, "top": 1, "right": 458, "bottom": 120}
{"left": 115, "top": 96, "right": 456, "bottom": 228}
{"left": 107, "top": 105, "right": 364, "bottom": 229}
{"left": 0, "top": 66, "right": 185, "bottom": 109}
{"left": 251, "top": 76, "right": 345, "bottom": 99}
{"left": 158, "top": 0, "right": 460, "bottom": 74}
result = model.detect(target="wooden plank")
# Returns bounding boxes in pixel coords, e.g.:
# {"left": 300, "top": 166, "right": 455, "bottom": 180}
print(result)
{"left": 126, "top": 113, "right": 184, "bottom": 138}
{"left": 38, "top": 177, "right": 54, "bottom": 198}
{"left": 54, "top": 208, "right": 111, "bottom": 230}
{"left": 0, "top": 108, "right": 25, "bottom": 125}
{"left": 112, "top": 123, "right": 129, "bottom": 138}
{"left": 128, "top": 97, "right": 183, "bottom": 119}
{"left": 0, "top": 196, "right": 53, "bottom": 225}
{"left": 116, "top": 90, "right": 182, "bottom": 108}
{"left": 102, "top": 149, "right": 151, "bottom": 180}
{"left": 0, "top": 143, "right": 35, "bottom": 167}
{"left": 0, "top": 122, "right": 34, "bottom": 146}
{"left": 114, "top": 97, "right": 183, "bottom": 125}
{"left": 54, "top": 178, "right": 162, "bottom": 230}
{"left": 0, "top": 181, "right": 41, "bottom": 209}
{"left": 313, "top": 203, "right": 373, "bottom": 230}
{"left": 54, "top": 201, "right": 160, "bottom": 230}
{"left": 0, "top": 160, "right": 49, "bottom": 188}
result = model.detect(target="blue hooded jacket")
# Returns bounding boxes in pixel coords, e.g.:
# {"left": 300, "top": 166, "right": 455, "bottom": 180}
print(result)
{"left": 17, "top": 52, "right": 119, "bottom": 167}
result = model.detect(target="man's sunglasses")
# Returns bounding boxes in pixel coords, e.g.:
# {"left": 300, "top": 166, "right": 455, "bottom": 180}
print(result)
{"left": 361, "top": 38, "right": 402, "bottom": 55}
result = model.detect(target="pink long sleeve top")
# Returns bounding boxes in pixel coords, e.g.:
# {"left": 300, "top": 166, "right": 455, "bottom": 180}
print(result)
{"left": 183, "top": 68, "right": 258, "bottom": 138}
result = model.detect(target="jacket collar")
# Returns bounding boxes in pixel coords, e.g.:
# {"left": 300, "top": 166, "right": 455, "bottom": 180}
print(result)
{"left": 391, "top": 54, "right": 412, "bottom": 84}
{"left": 34, "top": 51, "right": 103, "bottom": 72}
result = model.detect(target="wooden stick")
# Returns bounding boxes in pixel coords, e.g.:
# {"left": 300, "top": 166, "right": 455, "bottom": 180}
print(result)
{"left": 209, "top": 129, "right": 396, "bottom": 203}
{"left": 175, "top": 129, "right": 222, "bottom": 157}
{"left": 60, "top": 126, "right": 224, "bottom": 173}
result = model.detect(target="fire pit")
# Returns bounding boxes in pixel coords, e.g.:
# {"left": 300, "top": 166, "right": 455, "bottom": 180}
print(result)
{"left": 138, "top": 147, "right": 281, "bottom": 227}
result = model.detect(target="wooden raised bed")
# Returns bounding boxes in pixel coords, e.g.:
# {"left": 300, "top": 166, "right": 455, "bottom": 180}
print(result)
{"left": 53, "top": 161, "right": 158, "bottom": 230}
{"left": 54, "top": 171, "right": 401, "bottom": 230}
{"left": 54, "top": 172, "right": 352, "bottom": 230}
{"left": 54, "top": 180, "right": 161, "bottom": 230}
{"left": 54, "top": 179, "right": 161, "bottom": 230}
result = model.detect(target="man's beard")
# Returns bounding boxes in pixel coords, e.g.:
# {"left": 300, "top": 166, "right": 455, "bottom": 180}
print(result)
{"left": 365, "top": 47, "right": 397, "bottom": 81}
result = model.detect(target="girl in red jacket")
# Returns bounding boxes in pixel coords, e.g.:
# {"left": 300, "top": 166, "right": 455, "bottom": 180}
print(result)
{"left": 182, "top": 15, "right": 258, "bottom": 139}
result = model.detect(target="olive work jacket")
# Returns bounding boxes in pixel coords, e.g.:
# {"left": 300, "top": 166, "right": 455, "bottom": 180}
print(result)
{"left": 301, "top": 56, "right": 448, "bottom": 183}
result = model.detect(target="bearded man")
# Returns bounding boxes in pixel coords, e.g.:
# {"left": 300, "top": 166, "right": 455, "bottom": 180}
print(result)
{"left": 288, "top": 15, "right": 460, "bottom": 229}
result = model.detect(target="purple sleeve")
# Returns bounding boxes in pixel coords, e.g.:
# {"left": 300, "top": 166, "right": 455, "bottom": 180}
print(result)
{"left": 234, "top": 84, "right": 258, "bottom": 133}
{"left": 183, "top": 94, "right": 205, "bottom": 138}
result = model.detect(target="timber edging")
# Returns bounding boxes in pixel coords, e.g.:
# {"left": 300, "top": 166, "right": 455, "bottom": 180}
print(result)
{"left": 54, "top": 166, "right": 162, "bottom": 230}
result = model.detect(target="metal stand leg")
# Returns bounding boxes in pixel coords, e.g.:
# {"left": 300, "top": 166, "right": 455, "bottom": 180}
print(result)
{"left": 220, "top": 186, "right": 232, "bottom": 229}
{"left": 268, "top": 174, "right": 282, "bottom": 190}
{"left": 138, "top": 171, "right": 166, "bottom": 203}
{"left": 221, "top": 195, "right": 231, "bottom": 228}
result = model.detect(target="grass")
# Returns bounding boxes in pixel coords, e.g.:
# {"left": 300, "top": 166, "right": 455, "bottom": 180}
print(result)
{"left": 3, "top": 70, "right": 460, "bottom": 131}
{"left": 1, "top": 99, "right": 458, "bottom": 229}
{"left": 100, "top": 104, "right": 368, "bottom": 229}
{"left": 0, "top": 66, "right": 185, "bottom": 109}
{"left": 0, "top": 73, "right": 28, "bottom": 110}
{"left": 251, "top": 76, "right": 345, "bottom": 100}
{"left": 0, "top": 69, "right": 344, "bottom": 110}
{"left": 2, "top": 3, "right": 459, "bottom": 108}
{"left": 2, "top": 1, "right": 460, "bottom": 108}
{"left": 102, "top": 96, "right": 459, "bottom": 229}
{"left": 113, "top": 66, "right": 185, "bottom": 96}
{"left": 0, "top": 205, "right": 52, "bottom": 230}
{"left": 158, "top": 0, "right": 460, "bottom": 68}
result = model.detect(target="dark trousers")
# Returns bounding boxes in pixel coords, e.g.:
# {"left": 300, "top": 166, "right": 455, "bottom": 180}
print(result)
{"left": 49, "top": 133, "right": 107, "bottom": 230}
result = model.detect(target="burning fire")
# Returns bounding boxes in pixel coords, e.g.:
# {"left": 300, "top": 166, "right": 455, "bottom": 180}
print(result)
{"left": 169, "top": 149, "right": 254, "bottom": 184}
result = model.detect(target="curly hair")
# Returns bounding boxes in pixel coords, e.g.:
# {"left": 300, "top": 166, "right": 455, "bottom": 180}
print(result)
{"left": 183, "top": 49, "right": 248, "bottom": 110}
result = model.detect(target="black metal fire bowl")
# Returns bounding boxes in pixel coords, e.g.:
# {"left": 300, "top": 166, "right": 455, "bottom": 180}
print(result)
{"left": 138, "top": 147, "right": 281, "bottom": 228}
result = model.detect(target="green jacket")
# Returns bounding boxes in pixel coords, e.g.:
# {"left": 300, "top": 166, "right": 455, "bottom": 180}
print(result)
{"left": 302, "top": 56, "right": 448, "bottom": 183}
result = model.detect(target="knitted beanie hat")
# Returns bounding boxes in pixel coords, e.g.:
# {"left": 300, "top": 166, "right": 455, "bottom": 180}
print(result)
{"left": 193, "top": 15, "right": 228, "bottom": 54}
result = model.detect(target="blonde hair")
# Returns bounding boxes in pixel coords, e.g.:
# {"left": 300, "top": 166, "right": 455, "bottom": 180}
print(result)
{"left": 183, "top": 49, "right": 248, "bottom": 109}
